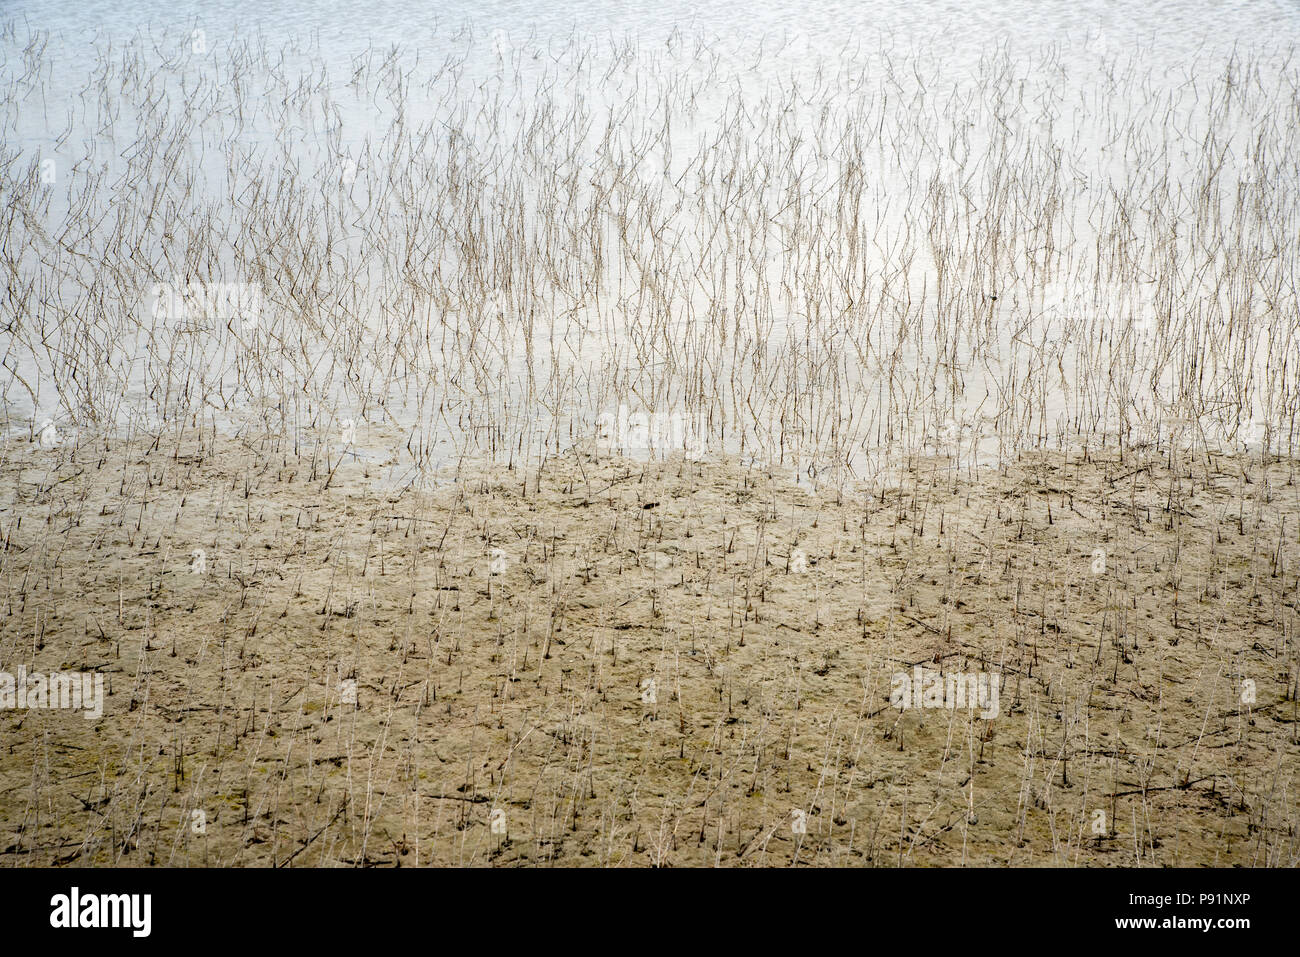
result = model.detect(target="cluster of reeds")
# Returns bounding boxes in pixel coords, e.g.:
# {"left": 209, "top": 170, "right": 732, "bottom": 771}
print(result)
{"left": 2, "top": 24, "right": 1297, "bottom": 486}
{"left": 1, "top": 22, "right": 1298, "bottom": 868}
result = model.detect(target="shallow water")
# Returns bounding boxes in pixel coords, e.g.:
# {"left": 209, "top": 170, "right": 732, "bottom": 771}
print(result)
{"left": 11, "top": 0, "right": 1300, "bottom": 60}
{"left": 3, "top": 1, "right": 1299, "bottom": 485}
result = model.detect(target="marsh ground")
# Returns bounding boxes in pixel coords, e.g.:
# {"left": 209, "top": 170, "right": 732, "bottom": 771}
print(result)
{"left": 1, "top": 427, "right": 1296, "bottom": 866}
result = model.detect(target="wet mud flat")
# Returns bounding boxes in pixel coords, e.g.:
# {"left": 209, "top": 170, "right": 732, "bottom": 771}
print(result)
{"left": 0, "top": 430, "right": 1296, "bottom": 866}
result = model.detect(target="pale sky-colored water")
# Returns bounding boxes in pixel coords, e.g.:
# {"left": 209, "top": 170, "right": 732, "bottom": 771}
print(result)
{"left": 9, "top": 0, "right": 1300, "bottom": 53}
{"left": 3, "top": 1, "right": 1299, "bottom": 483}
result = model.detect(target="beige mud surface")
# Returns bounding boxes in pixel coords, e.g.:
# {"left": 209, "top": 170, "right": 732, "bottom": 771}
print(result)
{"left": 1, "top": 429, "right": 1297, "bottom": 866}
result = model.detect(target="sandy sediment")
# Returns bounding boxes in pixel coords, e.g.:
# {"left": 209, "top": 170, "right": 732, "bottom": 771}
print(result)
{"left": 0, "top": 428, "right": 1296, "bottom": 866}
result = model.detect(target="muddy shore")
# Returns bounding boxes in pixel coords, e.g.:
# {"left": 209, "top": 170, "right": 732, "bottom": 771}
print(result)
{"left": 1, "top": 429, "right": 1296, "bottom": 866}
